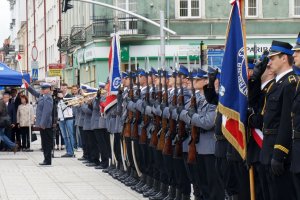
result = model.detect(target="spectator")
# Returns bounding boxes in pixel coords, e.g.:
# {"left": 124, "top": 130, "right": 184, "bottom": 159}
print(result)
{"left": 17, "top": 95, "right": 34, "bottom": 151}
{"left": 0, "top": 95, "right": 18, "bottom": 153}
{"left": 57, "top": 83, "right": 75, "bottom": 157}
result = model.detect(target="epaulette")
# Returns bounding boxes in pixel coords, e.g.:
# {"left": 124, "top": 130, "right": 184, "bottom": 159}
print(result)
{"left": 288, "top": 75, "right": 297, "bottom": 84}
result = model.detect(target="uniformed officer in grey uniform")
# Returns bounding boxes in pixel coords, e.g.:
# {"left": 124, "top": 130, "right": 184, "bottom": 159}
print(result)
{"left": 180, "top": 69, "right": 225, "bottom": 200}
{"left": 136, "top": 68, "right": 158, "bottom": 194}
{"left": 23, "top": 80, "right": 53, "bottom": 166}
{"left": 161, "top": 69, "right": 178, "bottom": 199}
{"left": 128, "top": 69, "right": 150, "bottom": 189}
{"left": 92, "top": 83, "right": 109, "bottom": 170}
{"left": 115, "top": 72, "right": 131, "bottom": 180}
{"left": 170, "top": 65, "right": 192, "bottom": 200}
{"left": 82, "top": 99, "right": 100, "bottom": 166}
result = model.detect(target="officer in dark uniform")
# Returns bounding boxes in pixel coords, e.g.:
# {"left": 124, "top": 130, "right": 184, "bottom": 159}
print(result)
{"left": 248, "top": 51, "right": 272, "bottom": 200}
{"left": 23, "top": 80, "right": 53, "bottom": 166}
{"left": 260, "top": 40, "right": 297, "bottom": 200}
{"left": 291, "top": 32, "right": 300, "bottom": 199}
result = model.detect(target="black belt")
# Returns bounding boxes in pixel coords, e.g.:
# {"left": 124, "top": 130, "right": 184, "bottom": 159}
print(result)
{"left": 215, "top": 134, "right": 226, "bottom": 141}
{"left": 263, "top": 129, "right": 278, "bottom": 135}
{"left": 64, "top": 117, "right": 74, "bottom": 121}
{"left": 293, "top": 130, "right": 300, "bottom": 139}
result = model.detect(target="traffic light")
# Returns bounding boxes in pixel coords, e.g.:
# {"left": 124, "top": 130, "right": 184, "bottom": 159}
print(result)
{"left": 62, "top": 0, "right": 73, "bottom": 13}
{"left": 200, "top": 41, "right": 208, "bottom": 66}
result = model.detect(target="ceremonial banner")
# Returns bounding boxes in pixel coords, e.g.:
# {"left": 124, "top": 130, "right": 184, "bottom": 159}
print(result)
{"left": 219, "top": 0, "right": 248, "bottom": 159}
{"left": 100, "top": 34, "right": 121, "bottom": 113}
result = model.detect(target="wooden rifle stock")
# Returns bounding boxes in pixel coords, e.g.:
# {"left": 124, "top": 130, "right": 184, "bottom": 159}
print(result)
{"left": 150, "top": 115, "right": 161, "bottom": 147}
{"left": 187, "top": 95, "right": 199, "bottom": 164}
{"left": 124, "top": 87, "right": 134, "bottom": 138}
{"left": 163, "top": 94, "right": 177, "bottom": 155}
{"left": 174, "top": 95, "right": 185, "bottom": 158}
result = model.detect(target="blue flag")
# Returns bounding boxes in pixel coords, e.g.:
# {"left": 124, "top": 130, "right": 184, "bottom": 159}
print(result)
{"left": 109, "top": 34, "right": 122, "bottom": 95}
{"left": 218, "top": 0, "right": 248, "bottom": 160}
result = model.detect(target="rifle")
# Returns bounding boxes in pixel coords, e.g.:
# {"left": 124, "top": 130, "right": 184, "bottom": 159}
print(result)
{"left": 140, "top": 58, "right": 150, "bottom": 144}
{"left": 123, "top": 59, "right": 133, "bottom": 138}
{"left": 132, "top": 58, "right": 140, "bottom": 140}
{"left": 150, "top": 66, "right": 162, "bottom": 148}
{"left": 174, "top": 64, "right": 186, "bottom": 159}
{"left": 187, "top": 59, "right": 199, "bottom": 164}
{"left": 157, "top": 69, "right": 168, "bottom": 151}
{"left": 163, "top": 59, "right": 177, "bottom": 155}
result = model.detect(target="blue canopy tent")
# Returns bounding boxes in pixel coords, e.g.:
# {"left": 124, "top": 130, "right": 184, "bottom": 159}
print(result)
{"left": 0, "top": 62, "right": 30, "bottom": 86}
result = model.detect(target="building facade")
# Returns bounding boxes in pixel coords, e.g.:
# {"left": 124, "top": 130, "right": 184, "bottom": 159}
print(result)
{"left": 59, "top": 0, "right": 300, "bottom": 86}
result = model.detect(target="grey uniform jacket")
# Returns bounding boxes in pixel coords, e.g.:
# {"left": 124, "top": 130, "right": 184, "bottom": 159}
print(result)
{"left": 82, "top": 103, "right": 92, "bottom": 131}
{"left": 179, "top": 92, "right": 217, "bottom": 155}
{"left": 73, "top": 106, "right": 81, "bottom": 126}
{"left": 78, "top": 105, "right": 85, "bottom": 127}
{"left": 106, "top": 104, "right": 118, "bottom": 134}
{"left": 91, "top": 98, "right": 106, "bottom": 130}
{"left": 119, "top": 88, "right": 129, "bottom": 133}
{"left": 28, "top": 86, "right": 53, "bottom": 129}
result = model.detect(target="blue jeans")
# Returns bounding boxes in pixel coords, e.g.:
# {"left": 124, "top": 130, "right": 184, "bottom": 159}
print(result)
{"left": 0, "top": 128, "right": 16, "bottom": 149}
{"left": 58, "top": 119, "right": 75, "bottom": 155}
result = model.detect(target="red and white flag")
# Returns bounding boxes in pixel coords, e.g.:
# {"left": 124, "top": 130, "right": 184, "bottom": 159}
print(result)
{"left": 100, "top": 34, "right": 121, "bottom": 113}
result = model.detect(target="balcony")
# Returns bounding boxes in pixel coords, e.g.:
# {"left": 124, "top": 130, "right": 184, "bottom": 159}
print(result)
{"left": 70, "top": 26, "right": 86, "bottom": 45}
{"left": 116, "top": 17, "right": 146, "bottom": 36}
{"left": 57, "top": 35, "right": 70, "bottom": 52}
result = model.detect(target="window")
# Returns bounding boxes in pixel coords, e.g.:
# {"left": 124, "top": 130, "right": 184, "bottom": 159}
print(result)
{"left": 295, "top": 0, "right": 300, "bottom": 16}
{"left": 116, "top": 0, "right": 138, "bottom": 34}
{"left": 245, "top": 0, "right": 258, "bottom": 17}
{"left": 177, "top": 0, "right": 202, "bottom": 18}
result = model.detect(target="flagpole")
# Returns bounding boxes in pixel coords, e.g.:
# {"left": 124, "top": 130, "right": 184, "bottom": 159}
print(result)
{"left": 239, "top": 0, "right": 255, "bottom": 199}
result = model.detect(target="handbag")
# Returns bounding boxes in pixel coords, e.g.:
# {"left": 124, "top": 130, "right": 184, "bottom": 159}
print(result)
{"left": 31, "top": 133, "right": 37, "bottom": 142}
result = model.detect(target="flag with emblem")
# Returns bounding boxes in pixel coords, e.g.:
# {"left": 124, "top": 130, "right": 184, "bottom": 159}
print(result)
{"left": 100, "top": 34, "right": 121, "bottom": 113}
{"left": 218, "top": 0, "right": 248, "bottom": 159}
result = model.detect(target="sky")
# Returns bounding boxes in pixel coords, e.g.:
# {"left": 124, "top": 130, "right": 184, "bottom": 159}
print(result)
{"left": 0, "top": 0, "right": 11, "bottom": 44}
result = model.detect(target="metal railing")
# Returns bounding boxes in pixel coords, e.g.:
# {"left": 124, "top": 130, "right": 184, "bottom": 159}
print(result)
{"left": 57, "top": 35, "right": 70, "bottom": 52}
{"left": 70, "top": 26, "right": 86, "bottom": 45}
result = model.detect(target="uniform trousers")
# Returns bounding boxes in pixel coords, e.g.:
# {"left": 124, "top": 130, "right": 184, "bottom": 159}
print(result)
{"left": 292, "top": 173, "right": 300, "bottom": 200}
{"left": 150, "top": 146, "right": 161, "bottom": 181}
{"left": 125, "top": 137, "right": 134, "bottom": 173}
{"left": 145, "top": 139, "right": 155, "bottom": 178}
{"left": 79, "top": 127, "right": 88, "bottom": 159}
{"left": 163, "top": 152, "right": 176, "bottom": 187}
{"left": 113, "top": 133, "right": 122, "bottom": 166}
{"left": 154, "top": 149, "right": 168, "bottom": 184}
{"left": 174, "top": 156, "right": 191, "bottom": 195}
{"left": 187, "top": 154, "right": 225, "bottom": 200}
{"left": 40, "top": 128, "right": 52, "bottom": 164}
{"left": 94, "top": 129, "right": 109, "bottom": 166}
{"left": 261, "top": 164, "right": 296, "bottom": 200}
{"left": 139, "top": 142, "right": 149, "bottom": 175}
{"left": 88, "top": 130, "right": 100, "bottom": 164}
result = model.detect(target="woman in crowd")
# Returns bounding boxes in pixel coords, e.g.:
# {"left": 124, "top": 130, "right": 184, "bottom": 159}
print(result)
{"left": 17, "top": 95, "right": 34, "bottom": 151}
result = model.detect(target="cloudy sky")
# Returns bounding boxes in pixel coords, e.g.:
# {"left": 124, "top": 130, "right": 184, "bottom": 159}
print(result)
{"left": 0, "top": 1, "right": 11, "bottom": 44}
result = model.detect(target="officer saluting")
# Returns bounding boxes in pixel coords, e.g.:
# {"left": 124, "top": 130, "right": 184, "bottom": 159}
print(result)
{"left": 260, "top": 40, "right": 297, "bottom": 200}
{"left": 291, "top": 32, "right": 300, "bottom": 199}
{"left": 23, "top": 79, "right": 53, "bottom": 166}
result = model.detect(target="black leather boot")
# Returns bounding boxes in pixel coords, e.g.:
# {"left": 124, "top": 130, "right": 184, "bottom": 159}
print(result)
{"left": 181, "top": 194, "right": 191, "bottom": 200}
{"left": 131, "top": 174, "right": 146, "bottom": 190}
{"left": 163, "top": 186, "right": 176, "bottom": 200}
{"left": 174, "top": 189, "right": 182, "bottom": 200}
{"left": 149, "top": 183, "right": 169, "bottom": 200}
{"left": 136, "top": 176, "right": 153, "bottom": 194}
{"left": 143, "top": 179, "right": 160, "bottom": 197}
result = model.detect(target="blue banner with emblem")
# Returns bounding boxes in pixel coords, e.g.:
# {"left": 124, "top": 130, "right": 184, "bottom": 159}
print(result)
{"left": 218, "top": 0, "right": 248, "bottom": 160}
{"left": 108, "top": 34, "right": 121, "bottom": 95}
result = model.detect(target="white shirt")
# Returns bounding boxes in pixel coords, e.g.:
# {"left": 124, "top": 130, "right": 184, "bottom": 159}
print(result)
{"left": 275, "top": 68, "right": 293, "bottom": 82}
{"left": 261, "top": 79, "right": 273, "bottom": 90}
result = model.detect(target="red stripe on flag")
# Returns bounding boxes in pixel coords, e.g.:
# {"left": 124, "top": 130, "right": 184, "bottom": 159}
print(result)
{"left": 225, "top": 119, "right": 245, "bottom": 149}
